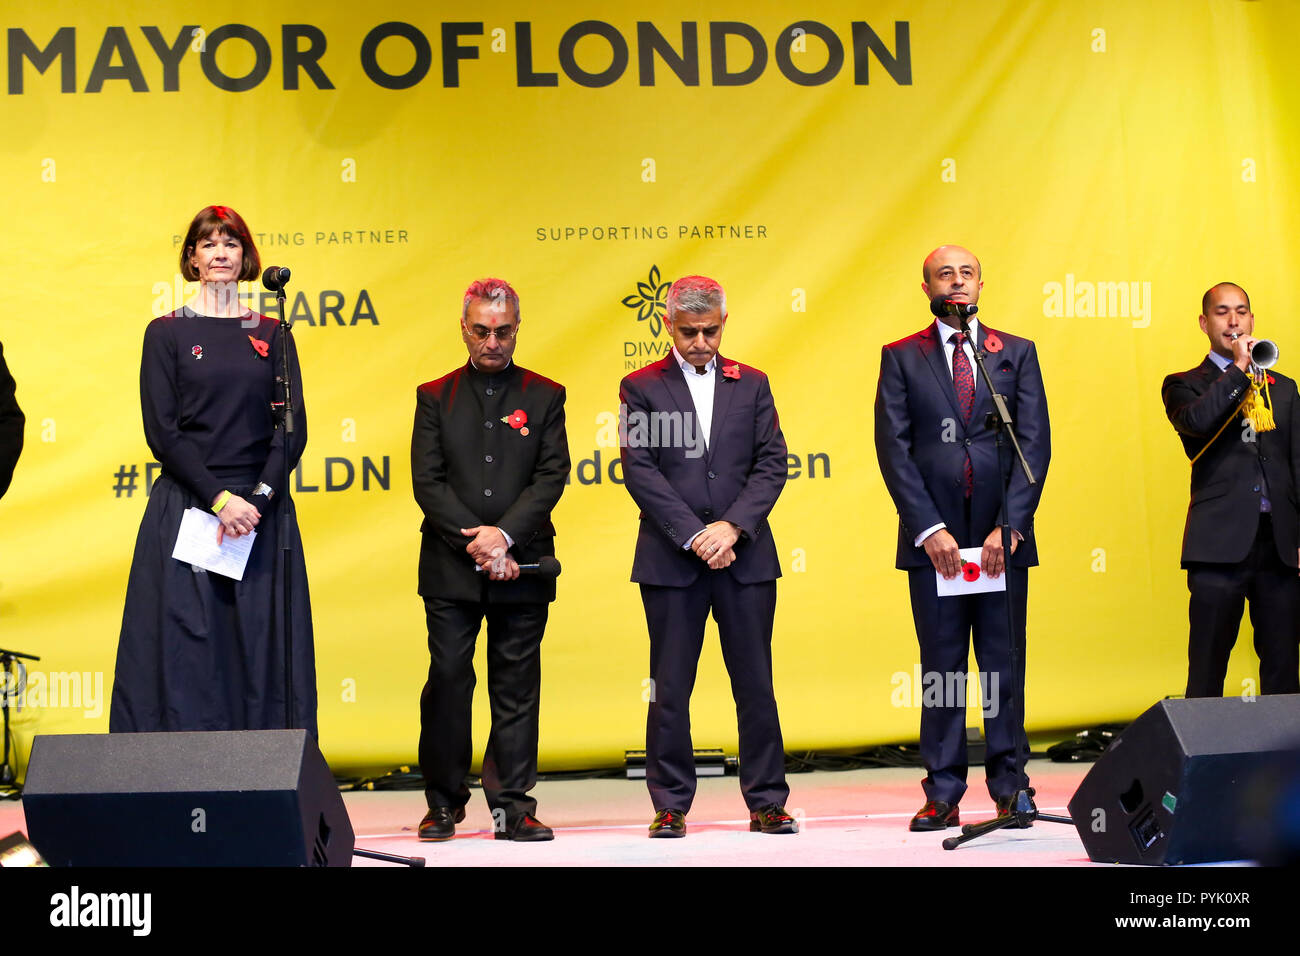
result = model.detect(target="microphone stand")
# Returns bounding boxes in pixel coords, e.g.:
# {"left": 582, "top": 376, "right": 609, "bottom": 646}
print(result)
{"left": 269, "top": 280, "right": 296, "bottom": 732}
{"left": 942, "top": 314, "right": 1071, "bottom": 849}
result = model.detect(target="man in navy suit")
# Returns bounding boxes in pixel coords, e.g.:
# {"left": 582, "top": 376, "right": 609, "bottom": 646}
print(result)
{"left": 1162, "top": 282, "right": 1300, "bottom": 698}
{"left": 411, "top": 278, "right": 569, "bottom": 843}
{"left": 620, "top": 275, "right": 796, "bottom": 838}
{"left": 874, "top": 245, "right": 1050, "bottom": 831}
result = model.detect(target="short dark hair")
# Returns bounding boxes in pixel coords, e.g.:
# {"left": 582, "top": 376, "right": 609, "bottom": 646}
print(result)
{"left": 1201, "top": 282, "right": 1250, "bottom": 316}
{"left": 180, "top": 205, "right": 260, "bottom": 282}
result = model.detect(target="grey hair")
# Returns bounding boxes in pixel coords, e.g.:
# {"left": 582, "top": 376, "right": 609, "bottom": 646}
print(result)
{"left": 666, "top": 276, "right": 727, "bottom": 323}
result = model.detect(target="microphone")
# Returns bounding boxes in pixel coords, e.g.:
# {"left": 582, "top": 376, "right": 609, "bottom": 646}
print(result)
{"left": 474, "top": 555, "right": 562, "bottom": 578}
{"left": 930, "top": 294, "right": 978, "bottom": 319}
{"left": 262, "top": 266, "right": 291, "bottom": 291}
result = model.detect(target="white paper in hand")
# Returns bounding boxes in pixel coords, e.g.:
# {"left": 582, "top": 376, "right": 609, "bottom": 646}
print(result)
{"left": 171, "top": 507, "right": 256, "bottom": 580}
{"left": 936, "top": 546, "right": 1008, "bottom": 597}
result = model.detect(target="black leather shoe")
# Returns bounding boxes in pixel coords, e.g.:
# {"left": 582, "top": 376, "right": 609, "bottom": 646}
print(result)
{"left": 495, "top": 812, "right": 554, "bottom": 842}
{"left": 995, "top": 788, "right": 1036, "bottom": 828}
{"left": 909, "top": 800, "right": 960, "bottom": 831}
{"left": 418, "top": 806, "right": 466, "bottom": 842}
{"left": 749, "top": 804, "right": 798, "bottom": 834}
{"left": 648, "top": 809, "right": 686, "bottom": 838}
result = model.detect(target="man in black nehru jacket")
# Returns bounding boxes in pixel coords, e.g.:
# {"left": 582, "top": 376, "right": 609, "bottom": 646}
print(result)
{"left": 410, "top": 278, "right": 569, "bottom": 843}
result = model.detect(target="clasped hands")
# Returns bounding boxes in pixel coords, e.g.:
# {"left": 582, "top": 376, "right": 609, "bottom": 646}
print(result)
{"left": 923, "top": 527, "right": 1019, "bottom": 580}
{"left": 462, "top": 525, "right": 520, "bottom": 580}
{"left": 213, "top": 493, "right": 260, "bottom": 545}
{"left": 692, "top": 520, "right": 740, "bottom": 570}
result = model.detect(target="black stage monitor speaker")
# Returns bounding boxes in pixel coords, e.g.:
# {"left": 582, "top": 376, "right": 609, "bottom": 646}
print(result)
{"left": 23, "top": 730, "right": 354, "bottom": 867}
{"left": 1067, "top": 695, "right": 1300, "bottom": 865}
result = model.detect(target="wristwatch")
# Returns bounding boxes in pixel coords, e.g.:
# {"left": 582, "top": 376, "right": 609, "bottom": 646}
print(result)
{"left": 252, "top": 482, "right": 275, "bottom": 500}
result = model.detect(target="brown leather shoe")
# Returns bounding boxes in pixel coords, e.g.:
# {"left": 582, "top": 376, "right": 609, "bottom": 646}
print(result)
{"left": 749, "top": 804, "right": 799, "bottom": 834}
{"left": 495, "top": 812, "right": 554, "bottom": 842}
{"left": 418, "top": 806, "right": 466, "bottom": 842}
{"left": 909, "top": 800, "right": 960, "bottom": 831}
{"left": 649, "top": 808, "right": 686, "bottom": 838}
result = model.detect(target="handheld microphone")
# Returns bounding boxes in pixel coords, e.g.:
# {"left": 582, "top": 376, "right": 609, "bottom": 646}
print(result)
{"left": 262, "top": 266, "right": 291, "bottom": 292}
{"left": 930, "top": 294, "right": 978, "bottom": 319}
{"left": 474, "top": 556, "right": 562, "bottom": 578}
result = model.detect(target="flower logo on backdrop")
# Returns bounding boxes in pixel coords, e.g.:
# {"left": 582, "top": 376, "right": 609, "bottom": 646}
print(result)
{"left": 621, "top": 265, "right": 671, "bottom": 339}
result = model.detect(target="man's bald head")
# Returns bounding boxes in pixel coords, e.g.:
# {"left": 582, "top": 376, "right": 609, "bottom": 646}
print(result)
{"left": 923, "top": 246, "right": 982, "bottom": 284}
{"left": 921, "top": 245, "right": 984, "bottom": 319}
{"left": 1201, "top": 282, "right": 1250, "bottom": 317}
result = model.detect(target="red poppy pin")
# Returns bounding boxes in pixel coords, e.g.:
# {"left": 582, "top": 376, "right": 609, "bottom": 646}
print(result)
{"left": 502, "top": 409, "right": 529, "bottom": 436}
{"left": 962, "top": 562, "right": 981, "bottom": 582}
{"left": 982, "top": 332, "right": 1003, "bottom": 354}
{"left": 248, "top": 335, "right": 269, "bottom": 358}
{"left": 191, "top": 345, "right": 203, "bottom": 360}
{"left": 1267, "top": 374, "right": 1276, "bottom": 385}
{"left": 722, "top": 364, "right": 741, "bottom": 380}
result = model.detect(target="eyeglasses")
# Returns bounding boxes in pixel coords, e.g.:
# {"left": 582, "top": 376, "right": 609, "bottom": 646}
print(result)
{"left": 465, "top": 324, "right": 516, "bottom": 342}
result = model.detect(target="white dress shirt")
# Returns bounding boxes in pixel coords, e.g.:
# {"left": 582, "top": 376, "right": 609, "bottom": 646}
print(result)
{"left": 672, "top": 346, "right": 716, "bottom": 550}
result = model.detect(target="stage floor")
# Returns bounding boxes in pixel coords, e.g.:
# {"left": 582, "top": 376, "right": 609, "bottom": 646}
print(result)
{"left": 1, "top": 759, "right": 1103, "bottom": 867}
{"left": 337, "top": 760, "right": 1096, "bottom": 866}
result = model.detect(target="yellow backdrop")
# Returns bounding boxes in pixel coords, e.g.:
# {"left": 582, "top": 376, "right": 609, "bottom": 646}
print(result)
{"left": 2, "top": 1, "right": 1295, "bottom": 773}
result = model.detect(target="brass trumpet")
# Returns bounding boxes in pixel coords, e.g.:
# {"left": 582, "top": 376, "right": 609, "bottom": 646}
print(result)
{"left": 1230, "top": 332, "right": 1279, "bottom": 370}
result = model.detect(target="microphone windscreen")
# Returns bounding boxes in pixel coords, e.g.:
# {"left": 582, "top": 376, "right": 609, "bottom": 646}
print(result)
{"left": 262, "top": 266, "right": 290, "bottom": 291}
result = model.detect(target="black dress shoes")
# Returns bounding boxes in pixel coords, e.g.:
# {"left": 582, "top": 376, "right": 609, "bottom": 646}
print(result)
{"left": 418, "top": 806, "right": 466, "bottom": 842}
{"left": 909, "top": 800, "right": 960, "bottom": 831}
{"left": 749, "top": 804, "right": 799, "bottom": 834}
{"left": 648, "top": 808, "right": 686, "bottom": 838}
{"left": 495, "top": 813, "right": 555, "bottom": 842}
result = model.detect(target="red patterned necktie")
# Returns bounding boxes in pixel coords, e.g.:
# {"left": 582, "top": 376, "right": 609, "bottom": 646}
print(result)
{"left": 951, "top": 331, "right": 974, "bottom": 497}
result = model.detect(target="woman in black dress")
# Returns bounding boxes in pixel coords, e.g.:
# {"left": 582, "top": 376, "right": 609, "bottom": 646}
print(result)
{"left": 110, "top": 205, "right": 317, "bottom": 737}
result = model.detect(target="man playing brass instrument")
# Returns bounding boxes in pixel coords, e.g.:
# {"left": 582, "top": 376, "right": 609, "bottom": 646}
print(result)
{"left": 1162, "top": 282, "right": 1300, "bottom": 697}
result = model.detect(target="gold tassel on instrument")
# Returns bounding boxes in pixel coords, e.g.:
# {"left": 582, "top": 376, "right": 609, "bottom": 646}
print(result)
{"left": 1244, "top": 373, "right": 1276, "bottom": 432}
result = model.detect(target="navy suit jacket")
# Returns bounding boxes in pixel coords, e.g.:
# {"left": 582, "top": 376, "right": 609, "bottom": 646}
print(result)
{"left": 874, "top": 323, "right": 1050, "bottom": 570}
{"left": 620, "top": 354, "right": 786, "bottom": 587}
{"left": 1162, "top": 358, "right": 1300, "bottom": 568}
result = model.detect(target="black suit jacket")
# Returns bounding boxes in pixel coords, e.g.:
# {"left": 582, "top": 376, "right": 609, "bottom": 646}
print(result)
{"left": 1162, "top": 358, "right": 1300, "bottom": 567}
{"left": 620, "top": 354, "right": 786, "bottom": 587}
{"left": 875, "top": 323, "right": 1051, "bottom": 569}
{"left": 0, "top": 342, "right": 22, "bottom": 499}
{"left": 411, "top": 361, "right": 569, "bottom": 603}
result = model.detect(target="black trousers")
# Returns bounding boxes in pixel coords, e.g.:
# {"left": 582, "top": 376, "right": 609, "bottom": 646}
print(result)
{"left": 417, "top": 597, "right": 549, "bottom": 821}
{"left": 906, "top": 566, "right": 1030, "bottom": 806}
{"left": 640, "top": 574, "right": 788, "bottom": 814}
{"left": 1185, "top": 514, "right": 1300, "bottom": 698}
